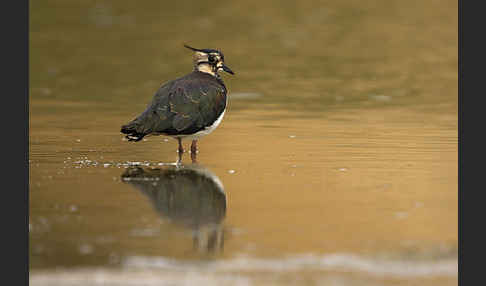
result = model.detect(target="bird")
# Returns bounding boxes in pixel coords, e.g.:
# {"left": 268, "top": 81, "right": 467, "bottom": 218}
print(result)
{"left": 120, "top": 44, "right": 234, "bottom": 160}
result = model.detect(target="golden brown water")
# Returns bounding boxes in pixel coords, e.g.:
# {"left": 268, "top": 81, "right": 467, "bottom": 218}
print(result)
{"left": 30, "top": 0, "right": 457, "bottom": 285}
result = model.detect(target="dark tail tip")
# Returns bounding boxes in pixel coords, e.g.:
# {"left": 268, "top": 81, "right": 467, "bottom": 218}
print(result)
{"left": 121, "top": 125, "right": 145, "bottom": 142}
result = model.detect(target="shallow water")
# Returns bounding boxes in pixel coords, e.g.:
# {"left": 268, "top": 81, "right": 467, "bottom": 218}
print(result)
{"left": 30, "top": 0, "right": 457, "bottom": 285}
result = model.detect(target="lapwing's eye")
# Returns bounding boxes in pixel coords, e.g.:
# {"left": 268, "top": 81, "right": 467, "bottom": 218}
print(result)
{"left": 208, "top": 55, "right": 216, "bottom": 63}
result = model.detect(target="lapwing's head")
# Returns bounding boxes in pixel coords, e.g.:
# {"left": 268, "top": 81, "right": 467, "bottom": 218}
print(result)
{"left": 184, "top": 44, "right": 234, "bottom": 77}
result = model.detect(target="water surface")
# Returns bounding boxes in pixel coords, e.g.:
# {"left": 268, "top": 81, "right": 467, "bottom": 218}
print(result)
{"left": 30, "top": 0, "right": 457, "bottom": 285}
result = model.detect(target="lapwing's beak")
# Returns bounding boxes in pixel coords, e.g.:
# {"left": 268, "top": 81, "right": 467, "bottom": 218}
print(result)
{"left": 222, "top": 64, "right": 234, "bottom": 75}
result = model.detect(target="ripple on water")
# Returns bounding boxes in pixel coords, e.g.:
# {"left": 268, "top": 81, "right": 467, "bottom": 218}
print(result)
{"left": 121, "top": 253, "right": 457, "bottom": 278}
{"left": 70, "top": 160, "right": 163, "bottom": 169}
{"left": 29, "top": 253, "right": 458, "bottom": 286}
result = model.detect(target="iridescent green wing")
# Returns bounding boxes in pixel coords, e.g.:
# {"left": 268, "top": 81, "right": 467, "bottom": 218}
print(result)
{"left": 148, "top": 73, "right": 226, "bottom": 134}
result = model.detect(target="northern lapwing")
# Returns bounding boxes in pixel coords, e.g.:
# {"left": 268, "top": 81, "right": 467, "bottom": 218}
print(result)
{"left": 121, "top": 45, "right": 234, "bottom": 160}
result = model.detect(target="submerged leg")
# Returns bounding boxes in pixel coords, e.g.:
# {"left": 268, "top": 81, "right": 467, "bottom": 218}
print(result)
{"left": 190, "top": 140, "right": 198, "bottom": 163}
{"left": 177, "top": 148, "right": 183, "bottom": 164}
{"left": 177, "top": 138, "right": 184, "bottom": 154}
{"left": 190, "top": 140, "right": 198, "bottom": 154}
{"left": 176, "top": 138, "right": 184, "bottom": 164}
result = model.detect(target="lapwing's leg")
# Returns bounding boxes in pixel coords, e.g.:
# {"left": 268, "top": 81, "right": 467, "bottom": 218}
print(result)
{"left": 177, "top": 149, "right": 183, "bottom": 164}
{"left": 177, "top": 138, "right": 184, "bottom": 154}
{"left": 190, "top": 140, "right": 198, "bottom": 154}
{"left": 176, "top": 138, "right": 184, "bottom": 164}
{"left": 191, "top": 152, "right": 197, "bottom": 164}
{"left": 190, "top": 140, "right": 198, "bottom": 163}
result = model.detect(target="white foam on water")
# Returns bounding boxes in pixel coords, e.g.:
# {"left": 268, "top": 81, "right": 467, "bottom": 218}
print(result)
{"left": 29, "top": 253, "right": 458, "bottom": 286}
{"left": 121, "top": 253, "right": 457, "bottom": 278}
{"left": 30, "top": 270, "right": 252, "bottom": 286}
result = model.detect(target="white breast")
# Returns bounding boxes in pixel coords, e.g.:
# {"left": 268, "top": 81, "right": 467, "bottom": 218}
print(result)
{"left": 176, "top": 110, "right": 226, "bottom": 140}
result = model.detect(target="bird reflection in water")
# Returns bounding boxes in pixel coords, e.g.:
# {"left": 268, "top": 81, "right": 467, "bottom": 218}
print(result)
{"left": 121, "top": 163, "right": 226, "bottom": 253}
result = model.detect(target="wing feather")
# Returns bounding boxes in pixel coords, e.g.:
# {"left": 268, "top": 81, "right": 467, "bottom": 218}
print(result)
{"left": 121, "top": 72, "right": 227, "bottom": 139}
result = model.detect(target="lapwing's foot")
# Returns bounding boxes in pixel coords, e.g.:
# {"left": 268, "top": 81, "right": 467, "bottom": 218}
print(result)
{"left": 176, "top": 150, "right": 184, "bottom": 164}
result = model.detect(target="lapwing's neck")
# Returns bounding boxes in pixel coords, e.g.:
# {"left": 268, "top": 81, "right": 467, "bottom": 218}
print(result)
{"left": 194, "top": 63, "right": 217, "bottom": 77}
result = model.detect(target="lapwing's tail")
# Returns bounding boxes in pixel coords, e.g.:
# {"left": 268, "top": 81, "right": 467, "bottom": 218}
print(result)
{"left": 121, "top": 107, "right": 173, "bottom": 142}
{"left": 120, "top": 120, "right": 147, "bottom": 142}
